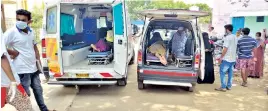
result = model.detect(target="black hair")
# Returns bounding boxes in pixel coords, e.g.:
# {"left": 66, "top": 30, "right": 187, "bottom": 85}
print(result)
{"left": 242, "top": 28, "right": 250, "bottom": 35}
{"left": 16, "top": 9, "right": 32, "bottom": 20}
{"left": 256, "top": 32, "right": 261, "bottom": 37}
{"left": 211, "top": 27, "right": 214, "bottom": 30}
{"left": 224, "top": 24, "right": 233, "bottom": 32}
{"left": 202, "top": 32, "right": 209, "bottom": 38}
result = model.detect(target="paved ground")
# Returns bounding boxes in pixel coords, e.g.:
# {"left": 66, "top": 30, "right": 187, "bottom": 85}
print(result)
{"left": 28, "top": 63, "right": 268, "bottom": 111}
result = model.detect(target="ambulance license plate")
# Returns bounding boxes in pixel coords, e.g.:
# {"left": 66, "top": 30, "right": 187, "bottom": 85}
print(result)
{"left": 76, "top": 73, "right": 89, "bottom": 78}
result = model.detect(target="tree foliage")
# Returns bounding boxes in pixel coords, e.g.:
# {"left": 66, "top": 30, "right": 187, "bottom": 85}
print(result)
{"left": 31, "top": 5, "right": 44, "bottom": 41}
{"left": 127, "top": 0, "right": 212, "bottom": 23}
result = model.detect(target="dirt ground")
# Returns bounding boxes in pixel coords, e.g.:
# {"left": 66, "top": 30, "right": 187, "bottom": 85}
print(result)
{"left": 28, "top": 48, "right": 268, "bottom": 111}
{"left": 41, "top": 62, "right": 268, "bottom": 111}
{"left": 3, "top": 47, "right": 268, "bottom": 111}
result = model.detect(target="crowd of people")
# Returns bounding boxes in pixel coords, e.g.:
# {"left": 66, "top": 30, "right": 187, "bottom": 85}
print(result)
{"left": 203, "top": 25, "right": 268, "bottom": 92}
{"left": 1, "top": 9, "right": 55, "bottom": 111}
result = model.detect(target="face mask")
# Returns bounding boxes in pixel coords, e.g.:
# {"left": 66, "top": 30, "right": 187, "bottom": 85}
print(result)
{"left": 256, "top": 37, "right": 261, "bottom": 40}
{"left": 16, "top": 21, "right": 28, "bottom": 29}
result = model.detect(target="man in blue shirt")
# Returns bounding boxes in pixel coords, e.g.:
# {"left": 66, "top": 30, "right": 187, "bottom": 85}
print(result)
{"left": 236, "top": 28, "right": 257, "bottom": 87}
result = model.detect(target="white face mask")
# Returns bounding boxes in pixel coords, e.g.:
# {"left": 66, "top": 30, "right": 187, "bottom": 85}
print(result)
{"left": 16, "top": 21, "right": 28, "bottom": 29}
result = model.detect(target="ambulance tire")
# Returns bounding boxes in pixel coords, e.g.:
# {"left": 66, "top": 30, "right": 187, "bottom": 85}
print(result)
{"left": 138, "top": 81, "right": 145, "bottom": 90}
{"left": 187, "top": 86, "right": 194, "bottom": 92}
{"left": 117, "top": 77, "right": 127, "bottom": 86}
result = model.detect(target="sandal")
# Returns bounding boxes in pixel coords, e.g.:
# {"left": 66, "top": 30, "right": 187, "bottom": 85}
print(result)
{"left": 241, "top": 82, "right": 248, "bottom": 87}
{"left": 215, "top": 88, "right": 226, "bottom": 92}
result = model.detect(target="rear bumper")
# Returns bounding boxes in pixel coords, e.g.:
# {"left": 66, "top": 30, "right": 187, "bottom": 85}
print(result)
{"left": 47, "top": 71, "right": 124, "bottom": 85}
{"left": 137, "top": 66, "right": 198, "bottom": 83}
{"left": 47, "top": 80, "right": 117, "bottom": 85}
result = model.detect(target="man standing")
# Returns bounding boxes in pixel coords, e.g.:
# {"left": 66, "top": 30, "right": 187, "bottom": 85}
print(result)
{"left": 236, "top": 28, "right": 257, "bottom": 87}
{"left": 3, "top": 9, "right": 52, "bottom": 111}
{"left": 215, "top": 24, "right": 237, "bottom": 92}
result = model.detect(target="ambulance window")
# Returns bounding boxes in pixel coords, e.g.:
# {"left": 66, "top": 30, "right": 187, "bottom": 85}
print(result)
{"left": 46, "top": 6, "right": 57, "bottom": 34}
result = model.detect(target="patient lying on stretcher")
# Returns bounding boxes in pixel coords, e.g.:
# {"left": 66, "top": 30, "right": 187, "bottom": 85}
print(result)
{"left": 91, "top": 30, "right": 113, "bottom": 52}
{"left": 148, "top": 32, "right": 168, "bottom": 66}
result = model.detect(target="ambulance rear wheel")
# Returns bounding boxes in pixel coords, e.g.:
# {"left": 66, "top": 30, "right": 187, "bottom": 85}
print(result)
{"left": 117, "top": 78, "right": 127, "bottom": 86}
{"left": 138, "top": 81, "right": 145, "bottom": 90}
{"left": 187, "top": 86, "right": 194, "bottom": 92}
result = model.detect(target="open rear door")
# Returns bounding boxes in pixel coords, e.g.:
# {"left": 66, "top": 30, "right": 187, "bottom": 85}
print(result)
{"left": 198, "top": 26, "right": 205, "bottom": 80}
{"left": 43, "top": 1, "right": 63, "bottom": 77}
{"left": 139, "top": 9, "right": 209, "bottom": 20}
{"left": 113, "top": 2, "right": 128, "bottom": 76}
{"left": 139, "top": 9, "right": 208, "bottom": 80}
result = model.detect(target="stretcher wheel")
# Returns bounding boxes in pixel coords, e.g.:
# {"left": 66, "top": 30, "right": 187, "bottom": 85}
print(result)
{"left": 146, "top": 62, "right": 150, "bottom": 66}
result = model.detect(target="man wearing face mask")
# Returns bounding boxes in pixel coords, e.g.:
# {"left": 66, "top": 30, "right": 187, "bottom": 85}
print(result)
{"left": 3, "top": 9, "right": 54, "bottom": 111}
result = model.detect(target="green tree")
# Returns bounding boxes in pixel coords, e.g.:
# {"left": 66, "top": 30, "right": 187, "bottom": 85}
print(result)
{"left": 127, "top": 1, "right": 153, "bottom": 20}
{"left": 127, "top": 0, "right": 211, "bottom": 24}
{"left": 31, "top": 5, "right": 44, "bottom": 42}
{"left": 191, "top": 3, "right": 212, "bottom": 23}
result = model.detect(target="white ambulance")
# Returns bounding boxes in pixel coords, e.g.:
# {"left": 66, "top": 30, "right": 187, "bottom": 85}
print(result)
{"left": 41, "top": 0, "right": 136, "bottom": 87}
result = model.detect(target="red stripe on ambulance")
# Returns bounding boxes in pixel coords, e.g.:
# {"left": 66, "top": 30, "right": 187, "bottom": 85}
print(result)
{"left": 143, "top": 70, "right": 196, "bottom": 77}
{"left": 100, "top": 73, "right": 113, "bottom": 77}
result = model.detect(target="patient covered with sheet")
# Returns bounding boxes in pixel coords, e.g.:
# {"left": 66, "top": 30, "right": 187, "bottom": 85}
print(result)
{"left": 148, "top": 32, "right": 167, "bottom": 65}
{"left": 91, "top": 30, "right": 113, "bottom": 52}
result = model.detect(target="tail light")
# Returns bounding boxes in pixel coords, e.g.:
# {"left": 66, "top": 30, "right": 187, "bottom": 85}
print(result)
{"left": 41, "top": 38, "right": 47, "bottom": 58}
{"left": 194, "top": 54, "right": 200, "bottom": 69}
{"left": 137, "top": 49, "right": 142, "bottom": 65}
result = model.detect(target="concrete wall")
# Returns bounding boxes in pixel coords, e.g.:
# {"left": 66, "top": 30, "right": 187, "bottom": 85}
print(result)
{"left": 244, "top": 16, "right": 268, "bottom": 37}
{"left": 212, "top": 0, "right": 268, "bottom": 35}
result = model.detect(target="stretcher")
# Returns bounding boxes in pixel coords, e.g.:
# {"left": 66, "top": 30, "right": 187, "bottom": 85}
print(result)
{"left": 87, "top": 51, "right": 113, "bottom": 65}
{"left": 175, "top": 55, "right": 193, "bottom": 67}
{"left": 146, "top": 49, "right": 169, "bottom": 65}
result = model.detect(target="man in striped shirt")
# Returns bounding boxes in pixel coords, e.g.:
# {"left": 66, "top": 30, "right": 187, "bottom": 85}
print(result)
{"left": 236, "top": 28, "right": 257, "bottom": 87}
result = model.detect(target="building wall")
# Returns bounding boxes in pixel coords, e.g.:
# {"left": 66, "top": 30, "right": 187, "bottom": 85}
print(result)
{"left": 3, "top": 0, "right": 44, "bottom": 30}
{"left": 244, "top": 16, "right": 268, "bottom": 37}
{"left": 212, "top": 0, "right": 268, "bottom": 35}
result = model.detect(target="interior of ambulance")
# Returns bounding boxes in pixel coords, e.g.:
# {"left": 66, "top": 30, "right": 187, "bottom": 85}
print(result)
{"left": 58, "top": 4, "right": 115, "bottom": 72}
{"left": 143, "top": 20, "right": 195, "bottom": 69}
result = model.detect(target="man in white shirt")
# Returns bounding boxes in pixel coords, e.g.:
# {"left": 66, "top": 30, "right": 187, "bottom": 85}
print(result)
{"left": 3, "top": 9, "right": 52, "bottom": 111}
{"left": 215, "top": 24, "right": 237, "bottom": 92}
